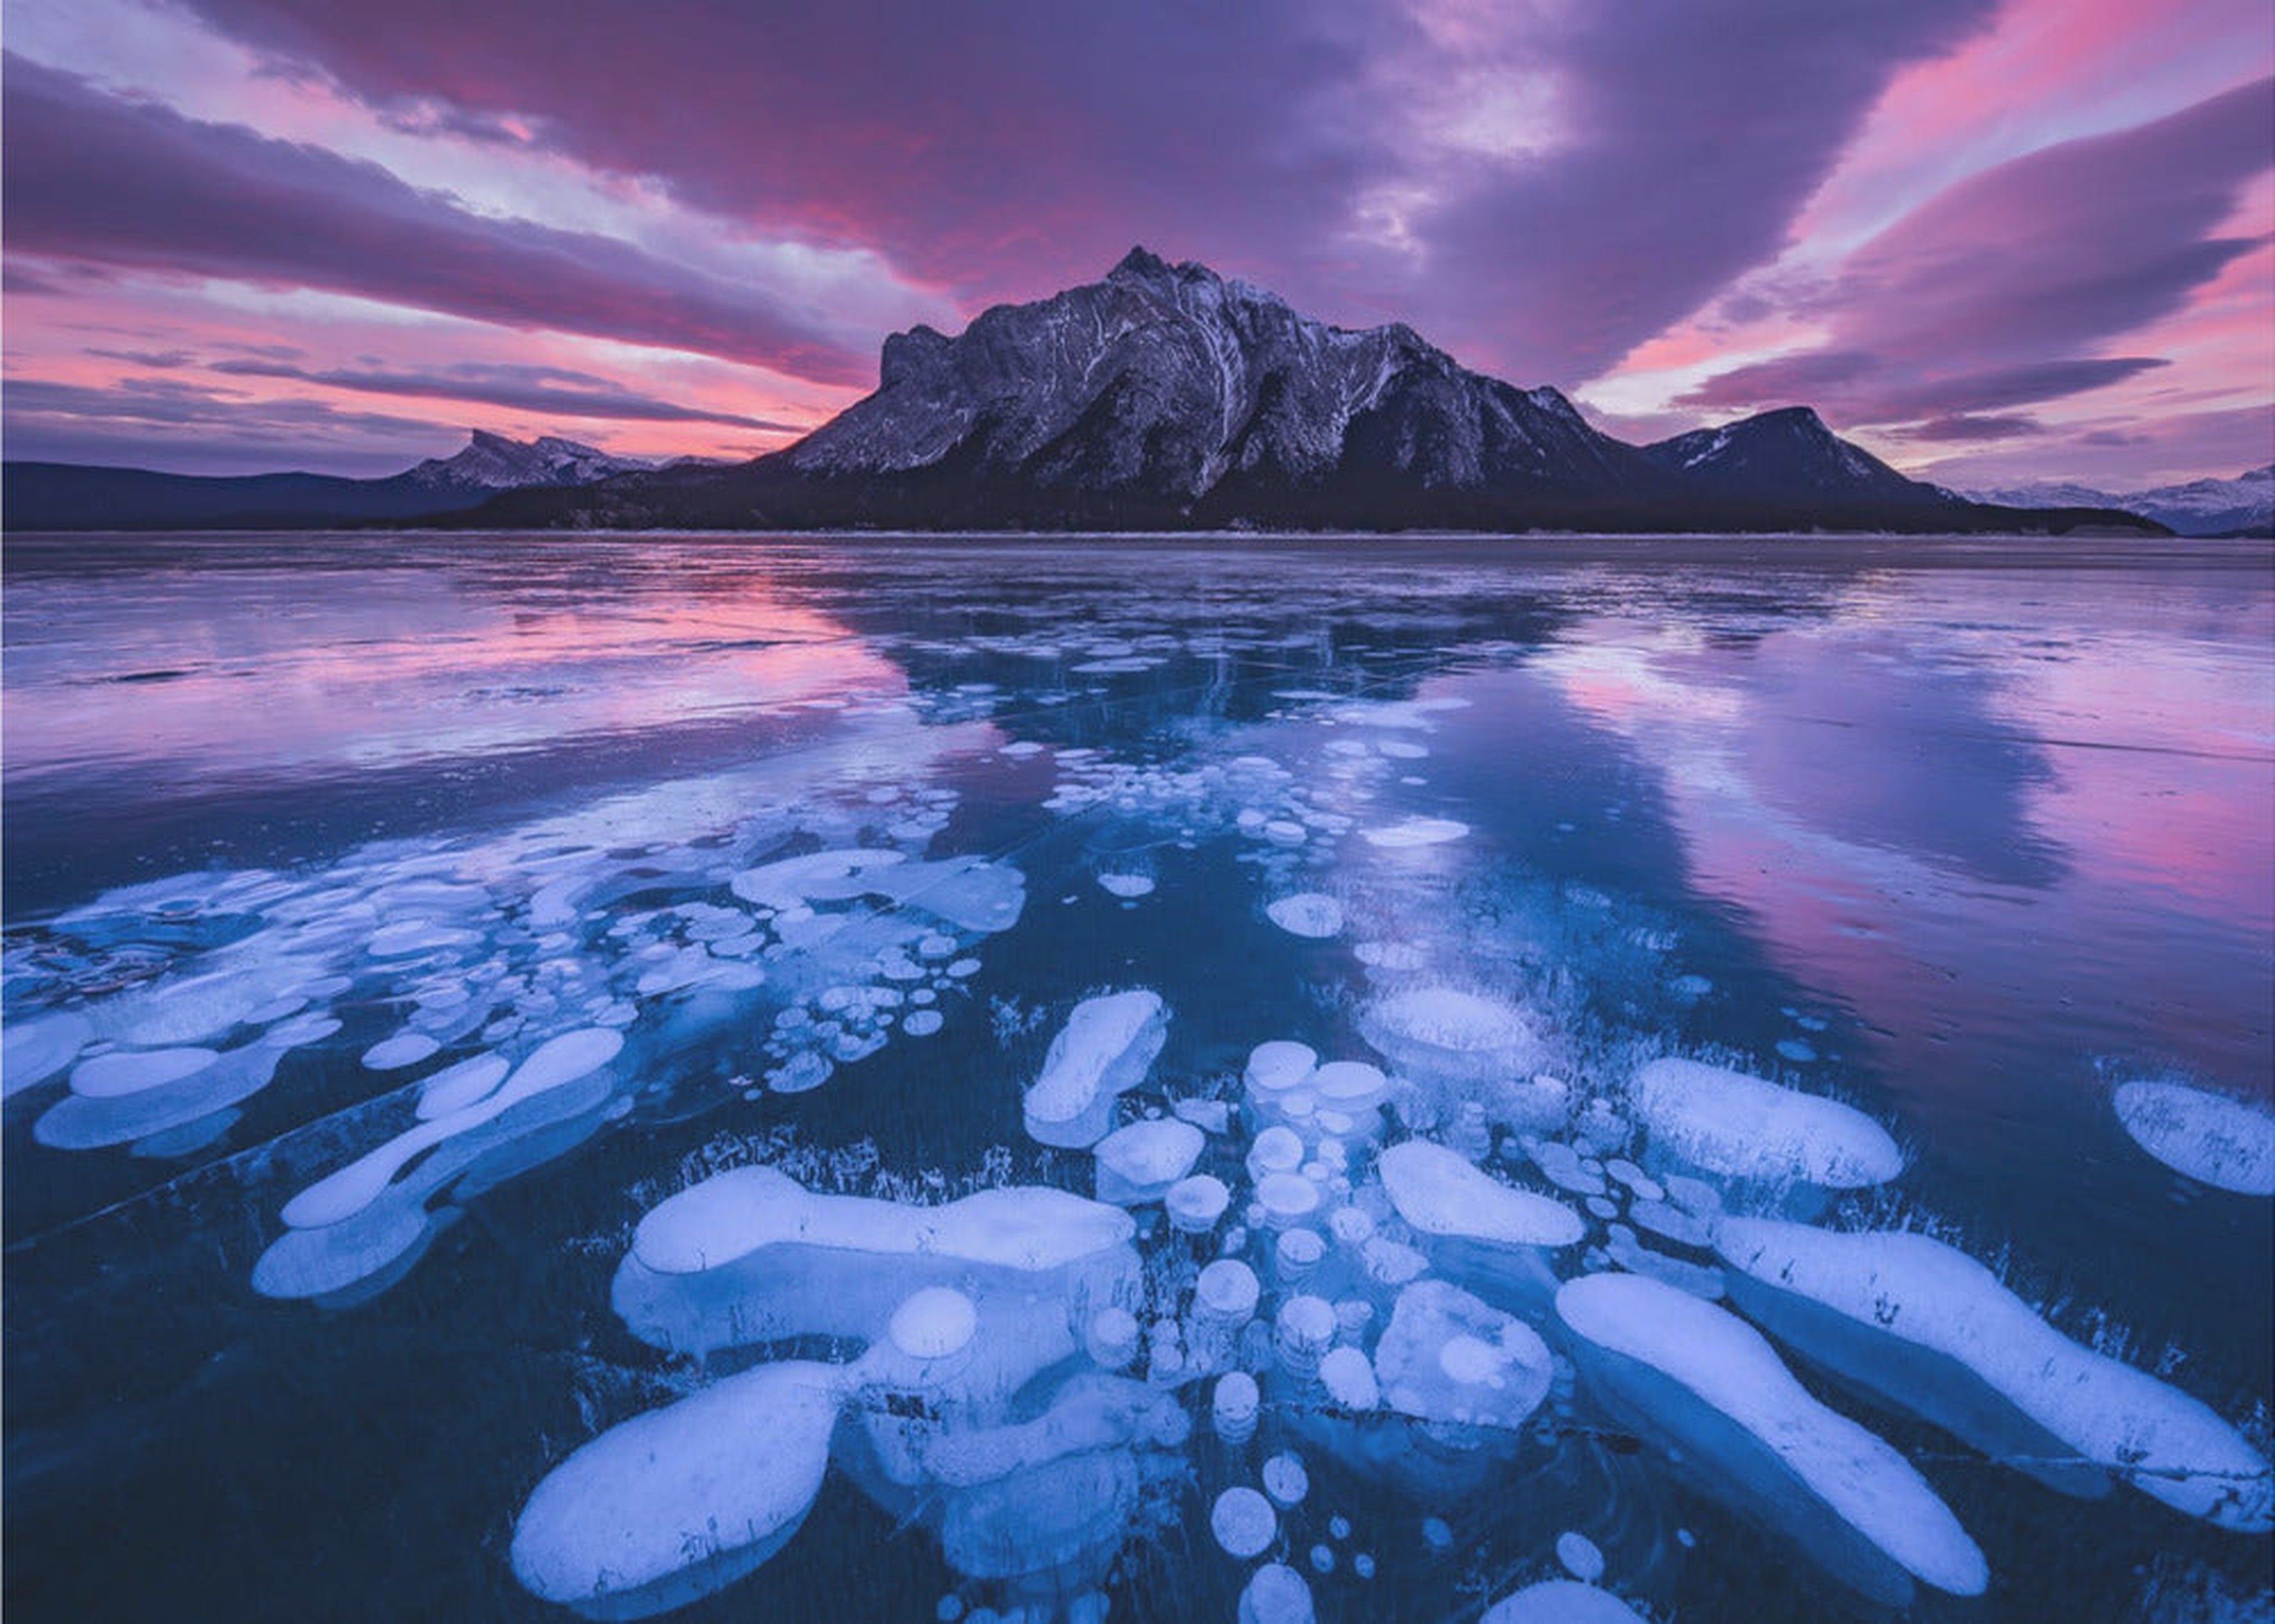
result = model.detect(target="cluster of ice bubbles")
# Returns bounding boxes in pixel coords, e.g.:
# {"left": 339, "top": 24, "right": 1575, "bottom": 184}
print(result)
{"left": 2, "top": 746, "right": 1028, "bottom": 1305}
{"left": 507, "top": 963, "right": 2271, "bottom": 1621}
{"left": 10, "top": 678, "right": 2272, "bottom": 1621}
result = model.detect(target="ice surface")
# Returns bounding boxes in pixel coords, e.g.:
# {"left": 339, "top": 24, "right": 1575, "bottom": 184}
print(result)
{"left": 1024, "top": 991, "right": 1167, "bottom": 1148}
{"left": 1556, "top": 1273, "right": 1988, "bottom": 1603}
{"left": 1373, "top": 1279, "right": 1553, "bottom": 1431}
{"left": 2113, "top": 1080, "right": 2275, "bottom": 1196}
{"left": 1479, "top": 1580, "right": 1646, "bottom": 1623}
{"left": 511, "top": 1360, "right": 848, "bottom": 1619}
{"left": 1629, "top": 1057, "right": 1902, "bottom": 1190}
{"left": 1265, "top": 894, "right": 1344, "bottom": 938}
{"left": 1094, "top": 1119, "right": 1204, "bottom": 1205}
{"left": 1717, "top": 1216, "right": 2273, "bottom": 1530}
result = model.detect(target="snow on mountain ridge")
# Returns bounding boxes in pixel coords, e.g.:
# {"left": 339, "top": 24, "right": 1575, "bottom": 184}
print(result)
{"left": 787, "top": 246, "right": 1636, "bottom": 504}
{"left": 1959, "top": 465, "right": 2272, "bottom": 535}
{"left": 405, "top": 431, "right": 661, "bottom": 492}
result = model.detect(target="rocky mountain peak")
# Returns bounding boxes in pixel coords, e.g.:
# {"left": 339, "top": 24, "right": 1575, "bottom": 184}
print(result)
{"left": 789, "top": 248, "right": 1642, "bottom": 512}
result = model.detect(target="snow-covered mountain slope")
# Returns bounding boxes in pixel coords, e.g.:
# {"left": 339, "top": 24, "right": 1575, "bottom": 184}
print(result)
{"left": 787, "top": 246, "right": 1652, "bottom": 512}
{"left": 1961, "top": 466, "right": 2271, "bottom": 537}
{"left": 1643, "top": 408, "right": 1957, "bottom": 509}
{"left": 403, "top": 431, "right": 661, "bottom": 492}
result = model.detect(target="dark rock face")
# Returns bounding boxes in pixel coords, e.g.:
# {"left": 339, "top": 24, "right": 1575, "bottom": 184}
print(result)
{"left": 1643, "top": 407, "right": 1956, "bottom": 508}
{"left": 783, "top": 248, "right": 1662, "bottom": 524}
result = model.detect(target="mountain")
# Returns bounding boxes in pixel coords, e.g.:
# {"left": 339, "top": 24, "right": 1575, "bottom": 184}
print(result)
{"left": 7, "top": 256, "right": 2170, "bottom": 536}
{"left": 773, "top": 245, "right": 1659, "bottom": 525}
{"left": 470, "top": 250, "right": 2156, "bottom": 536}
{"left": 1642, "top": 407, "right": 1959, "bottom": 510}
{"left": 402, "top": 431, "right": 659, "bottom": 492}
{"left": 1959, "top": 466, "right": 2272, "bottom": 537}
{"left": 4, "top": 431, "right": 658, "bottom": 531}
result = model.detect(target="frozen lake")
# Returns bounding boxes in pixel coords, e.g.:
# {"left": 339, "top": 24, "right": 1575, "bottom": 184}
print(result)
{"left": 4, "top": 533, "right": 2271, "bottom": 1623}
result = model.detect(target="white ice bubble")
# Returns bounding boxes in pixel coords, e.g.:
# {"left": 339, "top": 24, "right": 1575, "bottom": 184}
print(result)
{"left": 1319, "top": 1346, "right": 1381, "bottom": 1411}
{"left": 511, "top": 1360, "right": 848, "bottom": 1616}
{"left": 415, "top": 1054, "right": 510, "bottom": 1119}
{"left": 1718, "top": 1216, "right": 2273, "bottom": 1531}
{"left": 1374, "top": 1280, "right": 1553, "bottom": 1431}
{"left": 1212, "top": 1486, "right": 1277, "bottom": 1558}
{"left": 1556, "top": 1271, "right": 1987, "bottom": 1601}
{"left": 68, "top": 1046, "right": 218, "bottom": 1099}
{"left": 1094, "top": 1119, "right": 1205, "bottom": 1205}
{"left": 2, "top": 1010, "right": 93, "bottom": 1096}
{"left": 1555, "top": 1531, "right": 1606, "bottom": 1582}
{"left": 1360, "top": 816, "right": 1469, "bottom": 849}
{"left": 1024, "top": 991, "right": 1167, "bottom": 1149}
{"left": 1098, "top": 873, "right": 1156, "bottom": 899}
{"left": 280, "top": 1028, "right": 623, "bottom": 1229}
{"left": 362, "top": 1032, "right": 440, "bottom": 1071}
{"left": 1167, "top": 1174, "right": 1232, "bottom": 1234}
{"left": 1265, "top": 894, "right": 1344, "bottom": 939}
{"left": 1379, "top": 1140, "right": 1585, "bottom": 1250}
{"left": 1630, "top": 1056, "right": 1902, "bottom": 1190}
{"left": 1480, "top": 1580, "right": 1646, "bottom": 1623}
{"left": 1360, "top": 986, "right": 1546, "bottom": 1087}
{"left": 2113, "top": 1079, "right": 2275, "bottom": 1196}
{"left": 889, "top": 1287, "right": 980, "bottom": 1360}
{"left": 1086, "top": 1306, "right": 1141, "bottom": 1369}
{"left": 1239, "top": 1563, "right": 1314, "bottom": 1624}
{"left": 731, "top": 847, "right": 909, "bottom": 909}
{"left": 903, "top": 1010, "right": 946, "bottom": 1037}
{"left": 1263, "top": 1452, "right": 1310, "bottom": 1507}
{"left": 1214, "top": 1371, "right": 1262, "bottom": 1444}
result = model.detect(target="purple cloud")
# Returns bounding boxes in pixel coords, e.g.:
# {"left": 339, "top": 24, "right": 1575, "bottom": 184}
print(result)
{"left": 169, "top": 0, "right": 1394, "bottom": 310}
{"left": 169, "top": 0, "right": 1998, "bottom": 385}
{"left": 2, "top": 374, "right": 455, "bottom": 473}
{"left": 1683, "top": 78, "right": 2274, "bottom": 427}
{"left": 205, "top": 358, "right": 803, "bottom": 430}
{"left": 0, "top": 53, "right": 876, "bottom": 383}
{"left": 1886, "top": 414, "right": 2043, "bottom": 443}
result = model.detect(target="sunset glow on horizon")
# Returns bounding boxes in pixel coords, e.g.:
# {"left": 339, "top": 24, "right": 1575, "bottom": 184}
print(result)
{"left": 4, "top": 0, "right": 2269, "bottom": 486}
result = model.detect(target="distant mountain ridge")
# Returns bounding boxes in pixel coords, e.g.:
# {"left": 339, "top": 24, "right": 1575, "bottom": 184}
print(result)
{"left": 3, "top": 431, "right": 656, "bottom": 530}
{"left": 470, "top": 249, "right": 2156, "bottom": 535}
{"left": 1957, "top": 465, "right": 2271, "bottom": 537}
{"left": 7, "top": 254, "right": 2170, "bottom": 536}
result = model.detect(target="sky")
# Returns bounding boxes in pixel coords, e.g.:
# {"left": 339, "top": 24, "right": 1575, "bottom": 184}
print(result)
{"left": 3, "top": 0, "right": 2270, "bottom": 488}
